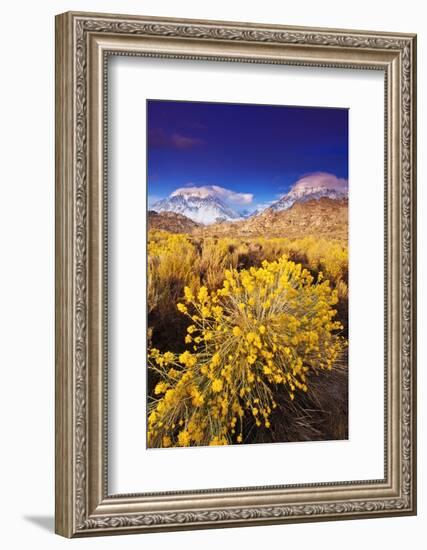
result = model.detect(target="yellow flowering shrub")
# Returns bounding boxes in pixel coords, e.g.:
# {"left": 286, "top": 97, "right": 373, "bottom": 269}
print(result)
{"left": 251, "top": 236, "right": 348, "bottom": 285}
{"left": 148, "top": 231, "right": 199, "bottom": 318}
{"left": 147, "top": 256, "right": 345, "bottom": 448}
{"left": 291, "top": 236, "right": 348, "bottom": 283}
{"left": 147, "top": 231, "right": 348, "bottom": 342}
{"left": 198, "top": 237, "right": 240, "bottom": 290}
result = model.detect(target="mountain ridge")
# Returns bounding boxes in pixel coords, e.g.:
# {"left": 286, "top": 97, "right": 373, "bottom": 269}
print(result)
{"left": 151, "top": 192, "right": 241, "bottom": 225}
{"left": 151, "top": 173, "right": 348, "bottom": 225}
{"left": 148, "top": 197, "right": 348, "bottom": 241}
{"left": 195, "top": 197, "right": 348, "bottom": 240}
{"left": 148, "top": 210, "right": 201, "bottom": 233}
{"left": 269, "top": 174, "right": 348, "bottom": 212}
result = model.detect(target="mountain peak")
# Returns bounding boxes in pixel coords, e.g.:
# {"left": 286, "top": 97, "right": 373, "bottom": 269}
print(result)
{"left": 150, "top": 174, "right": 347, "bottom": 225}
{"left": 151, "top": 190, "right": 241, "bottom": 225}
{"left": 270, "top": 172, "right": 348, "bottom": 212}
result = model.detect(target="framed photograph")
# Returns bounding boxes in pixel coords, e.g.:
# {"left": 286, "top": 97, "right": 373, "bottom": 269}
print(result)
{"left": 55, "top": 11, "right": 417, "bottom": 537}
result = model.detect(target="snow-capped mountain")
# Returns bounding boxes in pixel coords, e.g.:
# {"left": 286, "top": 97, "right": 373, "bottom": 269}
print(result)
{"left": 270, "top": 173, "right": 348, "bottom": 212}
{"left": 151, "top": 191, "right": 241, "bottom": 225}
{"left": 150, "top": 174, "right": 347, "bottom": 225}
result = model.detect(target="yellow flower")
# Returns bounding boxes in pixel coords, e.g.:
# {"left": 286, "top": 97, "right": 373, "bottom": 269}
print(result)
{"left": 212, "top": 305, "right": 223, "bottom": 317}
{"left": 191, "top": 388, "right": 204, "bottom": 407}
{"left": 209, "top": 436, "right": 227, "bottom": 446}
{"left": 178, "top": 430, "right": 190, "bottom": 447}
{"left": 163, "top": 351, "right": 175, "bottom": 364}
{"left": 164, "top": 389, "right": 176, "bottom": 403}
{"left": 232, "top": 326, "right": 242, "bottom": 337}
{"left": 198, "top": 286, "right": 208, "bottom": 303}
{"left": 149, "top": 347, "right": 160, "bottom": 358}
{"left": 177, "top": 303, "right": 187, "bottom": 314}
{"left": 179, "top": 350, "right": 197, "bottom": 367}
{"left": 212, "top": 378, "right": 223, "bottom": 393}
{"left": 246, "top": 332, "right": 256, "bottom": 343}
{"left": 154, "top": 381, "right": 168, "bottom": 395}
{"left": 184, "top": 286, "right": 194, "bottom": 302}
{"left": 167, "top": 368, "right": 179, "bottom": 378}
{"left": 211, "top": 353, "right": 220, "bottom": 366}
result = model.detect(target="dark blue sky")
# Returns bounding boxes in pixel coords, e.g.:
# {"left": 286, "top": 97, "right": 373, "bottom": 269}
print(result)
{"left": 147, "top": 100, "right": 348, "bottom": 212}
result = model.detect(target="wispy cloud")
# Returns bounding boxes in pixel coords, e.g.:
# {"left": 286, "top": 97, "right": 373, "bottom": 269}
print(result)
{"left": 149, "top": 128, "right": 205, "bottom": 150}
{"left": 292, "top": 172, "right": 348, "bottom": 192}
{"left": 171, "top": 185, "right": 253, "bottom": 206}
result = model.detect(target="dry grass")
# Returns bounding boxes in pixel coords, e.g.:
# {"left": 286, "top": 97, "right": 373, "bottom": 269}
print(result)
{"left": 148, "top": 231, "right": 349, "bottom": 351}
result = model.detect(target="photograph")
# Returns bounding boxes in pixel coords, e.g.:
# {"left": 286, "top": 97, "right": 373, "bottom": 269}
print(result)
{"left": 146, "top": 99, "right": 349, "bottom": 448}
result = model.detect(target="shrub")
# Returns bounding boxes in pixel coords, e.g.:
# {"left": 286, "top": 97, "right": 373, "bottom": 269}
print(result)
{"left": 147, "top": 256, "right": 345, "bottom": 448}
{"left": 147, "top": 231, "right": 200, "bottom": 319}
{"left": 198, "top": 237, "right": 240, "bottom": 290}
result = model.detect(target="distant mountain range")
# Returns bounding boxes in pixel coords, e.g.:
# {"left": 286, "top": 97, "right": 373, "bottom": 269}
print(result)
{"left": 150, "top": 176, "right": 348, "bottom": 226}
{"left": 150, "top": 192, "right": 242, "bottom": 225}
{"left": 149, "top": 197, "right": 348, "bottom": 240}
{"left": 270, "top": 182, "right": 348, "bottom": 212}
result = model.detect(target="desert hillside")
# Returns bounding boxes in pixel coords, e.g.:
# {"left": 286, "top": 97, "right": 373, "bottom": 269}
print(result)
{"left": 148, "top": 197, "right": 347, "bottom": 240}
{"left": 197, "top": 197, "right": 348, "bottom": 240}
{"left": 148, "top": 210, "right": 201, "bottom": 233}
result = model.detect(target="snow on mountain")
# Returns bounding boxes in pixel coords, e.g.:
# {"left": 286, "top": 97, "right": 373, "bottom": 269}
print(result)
{"left": 150, "top": 174, "right": 347, "bottom": 225}
{"left": 151, "top": 190, "right": 242, "bottom": 225}
{"left": 270, "top": 172, "right": 348, "bottom": 212}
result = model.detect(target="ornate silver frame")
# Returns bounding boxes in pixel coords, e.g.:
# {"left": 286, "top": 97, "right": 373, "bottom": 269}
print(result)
{"left": 55, "top": 11, "right": 417, "bottom": 537}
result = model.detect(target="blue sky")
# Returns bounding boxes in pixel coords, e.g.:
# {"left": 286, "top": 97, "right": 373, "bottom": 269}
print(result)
{"left": 147, "top": 100, "right": 348, "bottom": 212}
